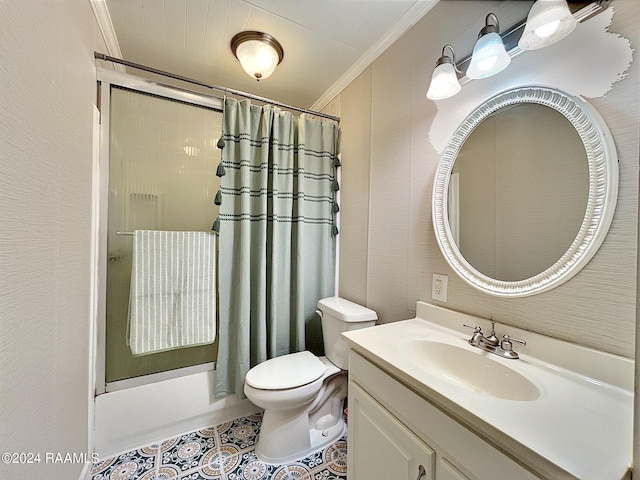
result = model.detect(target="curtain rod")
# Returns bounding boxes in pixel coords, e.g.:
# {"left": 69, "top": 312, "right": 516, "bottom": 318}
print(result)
{"left": 94, "top": 52, "right": 340, "bottom": 123}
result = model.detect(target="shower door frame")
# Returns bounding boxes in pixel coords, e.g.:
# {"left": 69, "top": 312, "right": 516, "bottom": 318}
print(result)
{"left": 95, "top": 68, "right": 223, "bottom": 395}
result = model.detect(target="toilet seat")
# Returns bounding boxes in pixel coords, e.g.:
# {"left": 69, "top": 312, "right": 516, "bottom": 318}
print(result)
{"left": 245, "top": 351, "right": 327, "bottom": 390}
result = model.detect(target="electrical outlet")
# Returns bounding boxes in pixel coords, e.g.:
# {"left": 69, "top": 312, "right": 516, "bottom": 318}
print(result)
{"left": 432, "top": 274, "right": 448, "bottom": 302}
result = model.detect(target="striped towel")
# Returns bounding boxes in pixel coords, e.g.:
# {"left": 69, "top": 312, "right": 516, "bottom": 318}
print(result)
{"left": 127, "top": 230, "right": 217, "bottom": 355}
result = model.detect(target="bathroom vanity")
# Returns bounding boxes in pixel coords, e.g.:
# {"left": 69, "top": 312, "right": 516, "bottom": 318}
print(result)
{"left": 342, "top": 302, "right": 633, "bottom": 480}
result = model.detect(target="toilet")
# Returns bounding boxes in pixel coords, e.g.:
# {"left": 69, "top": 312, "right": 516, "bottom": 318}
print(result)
{"left": 243, "top": 296, "right": 377, "bottom": 464}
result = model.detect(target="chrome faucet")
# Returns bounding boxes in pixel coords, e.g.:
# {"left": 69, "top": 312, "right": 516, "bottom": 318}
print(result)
{"left": 463, "top": 323, "right": 526, "bottom": 359}
{"left": 464, "top": 322, "right": 498, "bottom": 348}
{"left": 485, "top": 321, "right": 499, "bottom": 347}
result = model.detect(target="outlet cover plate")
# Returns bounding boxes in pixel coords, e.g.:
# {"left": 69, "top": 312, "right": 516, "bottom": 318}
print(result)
{"left": 432, "top": 274, "right": 448, "bottom": 302}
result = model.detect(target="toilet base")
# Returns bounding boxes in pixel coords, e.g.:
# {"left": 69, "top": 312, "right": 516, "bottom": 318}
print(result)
{"left": 255, "top": 416, "right": 346, "bottom": 465}
{"left": 245, "top": 357, "right": 349, "bottom": 465}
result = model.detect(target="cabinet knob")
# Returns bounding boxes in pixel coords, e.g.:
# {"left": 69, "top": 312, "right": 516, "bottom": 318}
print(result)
{"left": 416, "top": 464, "right": 426, "bottom": 480}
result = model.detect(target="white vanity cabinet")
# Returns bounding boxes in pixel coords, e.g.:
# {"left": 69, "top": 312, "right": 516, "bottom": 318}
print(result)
{"left": 349, "top": 382, "right": 434, "bottom": 480}
{"left": 343, "top": 303, "right": 633, "bottom": 480}
{"left": 347, "top": 351, "right": 541, "bottom": 480}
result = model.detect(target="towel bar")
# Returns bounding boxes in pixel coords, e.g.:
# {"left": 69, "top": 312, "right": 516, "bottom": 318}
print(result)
{"left": 116, "top": 230, "right": 218, "bottom": 236}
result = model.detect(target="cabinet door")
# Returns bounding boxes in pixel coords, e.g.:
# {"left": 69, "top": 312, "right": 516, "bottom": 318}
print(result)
{"left": 348, "top": 383, "right": 434, "bottom": 480}
{"left": 437, "top": 458, "right": 471, "bottom": 480}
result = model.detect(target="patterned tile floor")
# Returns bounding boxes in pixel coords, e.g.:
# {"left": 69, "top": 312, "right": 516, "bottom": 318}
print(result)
{"left": 91, "top": 412, "right": 348, "bottom": 480}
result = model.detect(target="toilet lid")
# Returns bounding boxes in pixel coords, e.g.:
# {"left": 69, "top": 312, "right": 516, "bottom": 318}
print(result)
{"left": 245, "top": 351, "right": 326, "bottom": 390}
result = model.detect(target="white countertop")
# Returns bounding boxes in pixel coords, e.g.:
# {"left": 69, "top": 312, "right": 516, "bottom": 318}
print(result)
{"left": 342, "top": 302, "right": 633, "bottom": 480}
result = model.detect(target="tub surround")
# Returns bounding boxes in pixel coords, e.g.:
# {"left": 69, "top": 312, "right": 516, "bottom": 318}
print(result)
{"left": 94, "top": 371, "right": 259, "bottom": 458}
{"left": 343, "top": 302, "right": 633, "bottom": 480}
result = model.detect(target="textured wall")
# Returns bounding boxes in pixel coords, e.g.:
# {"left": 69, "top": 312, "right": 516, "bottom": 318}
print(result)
{"left": 0, "top": 1, "right": 106, "bottom": 478}
{"left": 336, "top": 69, "right": 372, "bottom": 305}
{"left": 336, "top": 0, "right": 639, "bottom": 358}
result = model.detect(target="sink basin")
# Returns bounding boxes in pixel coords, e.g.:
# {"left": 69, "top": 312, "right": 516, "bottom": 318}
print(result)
{"left": 404, "top": 340, "right": 540, "bottom": 401}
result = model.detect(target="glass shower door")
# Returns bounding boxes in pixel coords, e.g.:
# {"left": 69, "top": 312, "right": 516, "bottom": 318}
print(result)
{"left": 105, "top": 84, "right": 222, "bottom": 386}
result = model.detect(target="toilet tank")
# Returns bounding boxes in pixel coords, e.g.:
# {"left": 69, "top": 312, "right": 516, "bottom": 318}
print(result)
{"left": 317, "top": 296, "right": 377, "bottom": 370}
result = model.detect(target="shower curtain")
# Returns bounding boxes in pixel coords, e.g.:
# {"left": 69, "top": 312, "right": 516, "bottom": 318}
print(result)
{"left": 214, "top": 98, "right": 340, "bottom": 398}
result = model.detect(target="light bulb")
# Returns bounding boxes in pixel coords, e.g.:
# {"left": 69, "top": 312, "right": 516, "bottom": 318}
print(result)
{"left": 476, "top": 56, "right": 498, "bottom": 73}
{"left": 535, "top": 19, "right": 560, "bottom": 38}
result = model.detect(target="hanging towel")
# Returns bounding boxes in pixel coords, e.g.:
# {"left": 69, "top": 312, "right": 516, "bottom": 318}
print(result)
{"left": 127, "top": 230, "right": 217, "bottom": 355}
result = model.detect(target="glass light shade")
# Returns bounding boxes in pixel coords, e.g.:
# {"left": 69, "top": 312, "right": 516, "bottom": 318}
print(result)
{"left": 235, "top": 40, "right": 280, "bottom": 80}
{"left": 467, "top": 32, "right": 511, "bottom": 79}
{"left": 518, "top": 0, "right": 577, "bottom": 50}
{"left": 426, "top": 62, "right": 461, "bottom": 100}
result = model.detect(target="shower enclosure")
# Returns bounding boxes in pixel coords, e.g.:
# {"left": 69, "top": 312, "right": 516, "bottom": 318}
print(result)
{"left": 96, "top": 69, "right": 222, "bottom": 393}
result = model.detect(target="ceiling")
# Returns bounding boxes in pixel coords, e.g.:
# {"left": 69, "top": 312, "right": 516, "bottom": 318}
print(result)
{"left": 103, "top": 0, "right": 439, "bottom": 111}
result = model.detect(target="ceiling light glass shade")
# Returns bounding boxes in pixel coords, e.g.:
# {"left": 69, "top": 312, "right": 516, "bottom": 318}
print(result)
{"left": 427, "top": 62, "right": 461, "bottom": 100}
{"left": 467, "top": 31, "right": 511, "bottom": 79}
{"left": 518, "top": 0, "right": 577, "bottom": 50}
{"left": 231, "top": 31, "right": 284, "bottom": 81}
{"left": 235, "top": 40, "right": 280, "bottom": 80}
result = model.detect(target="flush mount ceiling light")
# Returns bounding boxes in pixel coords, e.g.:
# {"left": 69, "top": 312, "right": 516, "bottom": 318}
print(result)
{"left": 466, "top": 13, "right": 511, "bottom": 80}
{"left": 518, "top": 0, "right": 577, "bottom": 50}
{"left": 231, "top": 31, "right": 284, "bottom": 81}
{"left": 426, "top": 44, "right": 462, "bottom": 100}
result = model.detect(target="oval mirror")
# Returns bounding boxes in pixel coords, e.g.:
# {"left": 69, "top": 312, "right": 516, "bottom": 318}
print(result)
{"left": 432, "top": 86, "right": 618, "bottom": 297}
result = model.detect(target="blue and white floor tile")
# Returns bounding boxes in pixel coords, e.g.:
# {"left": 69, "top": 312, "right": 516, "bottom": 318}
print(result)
{"left": 91, "top": 412, "right": 348, "bottom": 480}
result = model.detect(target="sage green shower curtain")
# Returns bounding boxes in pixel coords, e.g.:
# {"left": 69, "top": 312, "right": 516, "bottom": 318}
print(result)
{"left": 214, "top": 98, "right": 340, "bottom": 398}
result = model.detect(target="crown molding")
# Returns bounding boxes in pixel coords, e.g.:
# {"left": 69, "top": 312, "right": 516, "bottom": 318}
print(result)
{"left": 311, "top": 0, "right": 440, "bottom": 112}
{"left": 89, "top": 0, "right": 126, "bottom": 73}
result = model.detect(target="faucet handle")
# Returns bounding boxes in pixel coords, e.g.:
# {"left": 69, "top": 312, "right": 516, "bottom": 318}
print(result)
{"left": 507, "top": 335, "right": 526, "bottom": 345}
{"left": 463, "top": 324, "right": 482, "bottom": 333}
{"left": 463, "top": 324, "right": 484, "bottom": 347}
{"left": 501, "top": 334, "right": 526, "bottom": 350}
{"left": 499, "top": 335, "right": 526, "bottom": 359}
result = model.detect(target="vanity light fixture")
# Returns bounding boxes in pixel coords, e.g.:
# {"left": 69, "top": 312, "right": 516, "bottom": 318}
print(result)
{"left": 518, "top": 0, "right": 577, "bottom": 50}
{"left": 231, "top": 31, "right": 284, "bottom": 81}
{"left": 425, "top": 2, "right": 610, "bottom": 102}
{"left": 467, "top": 13, "right": 511, "bottom": 79}
{"left": 426, "top": 44, "right": 462, "bottom": 100}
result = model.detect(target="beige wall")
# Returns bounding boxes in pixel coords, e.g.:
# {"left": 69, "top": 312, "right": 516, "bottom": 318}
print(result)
{"left": 0, "top": 1, "right": 106, "bottom": 478}
{"left": 336, "top": 0, "right": 639, "bottom": 358}
{"left": 336, "top": 69, "right": 372, "bottom": 305}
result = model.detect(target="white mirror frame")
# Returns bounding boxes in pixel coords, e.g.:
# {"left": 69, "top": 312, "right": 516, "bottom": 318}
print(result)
{"left": 432, "top": 86, "right": 618, "bottom": 297}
